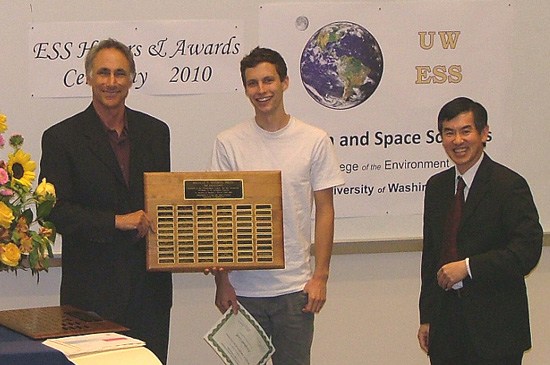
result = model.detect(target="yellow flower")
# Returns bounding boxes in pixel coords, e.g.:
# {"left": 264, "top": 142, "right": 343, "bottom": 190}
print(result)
{"left": 0, "top": 201, "right": 14, "bottom": 228}
{"left": 15, "top": 216, "right": 29, "bottom": 233}
{"left": 39, "top": 226, "right": 54, "bottom": 238}
{"left": 0, "top": 113, "right": 7, "bottom": 134}
{"left": 7, "top": 149, "right": 36, "bottom": 188}
{"left": 0, "top": 243, "right": 21, "bottom": 267}
{"left": 36, "top": 178, "right": 56, "bottom": 203}
{"left": 19, "top": 234, "right": 33, "bottom": 253}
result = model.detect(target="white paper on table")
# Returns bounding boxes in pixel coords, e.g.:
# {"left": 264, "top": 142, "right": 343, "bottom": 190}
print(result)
{"left": 204, "top": 302, "right": 275, "bottom": 365}
{"left": 43, "top": 332, "right": 145, "bottom": 357}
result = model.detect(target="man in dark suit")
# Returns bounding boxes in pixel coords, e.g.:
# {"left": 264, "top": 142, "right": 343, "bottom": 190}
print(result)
{"left": 39, "top": 38, "right": 172, "bottom": 364}
{"left": 417, "top": 97, "right": 542, "bottom": 364}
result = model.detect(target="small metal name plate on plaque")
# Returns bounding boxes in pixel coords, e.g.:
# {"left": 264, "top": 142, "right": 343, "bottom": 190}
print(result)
{"left": 144, "top": 171, "right": 284, "bottom": 272}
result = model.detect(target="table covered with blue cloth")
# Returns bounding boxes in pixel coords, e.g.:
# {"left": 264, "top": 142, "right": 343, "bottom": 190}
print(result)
{"left": 0, "top": 325, "right": 73, "bottom": 365}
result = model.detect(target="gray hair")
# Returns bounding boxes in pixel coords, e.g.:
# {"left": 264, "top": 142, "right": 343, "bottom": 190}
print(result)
{"left": 84, "top": 38, "right": 136, "bottom": 79}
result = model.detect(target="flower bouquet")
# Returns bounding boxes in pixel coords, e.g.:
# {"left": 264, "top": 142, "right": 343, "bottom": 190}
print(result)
{"left": 0, "top": 112, "right": 57, "bottom": 277}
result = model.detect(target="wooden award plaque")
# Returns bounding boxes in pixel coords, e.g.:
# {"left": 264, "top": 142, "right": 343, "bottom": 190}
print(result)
{"left": 0, "top": 305, "right": 128, "bottom": 339}
{"left": 144, "top": 171, "right": 284, "bottom": 272}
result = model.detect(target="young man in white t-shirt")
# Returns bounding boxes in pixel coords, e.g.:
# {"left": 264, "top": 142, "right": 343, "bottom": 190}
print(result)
{"left": 208, "top": 47, "right": 344, "bottom": 364}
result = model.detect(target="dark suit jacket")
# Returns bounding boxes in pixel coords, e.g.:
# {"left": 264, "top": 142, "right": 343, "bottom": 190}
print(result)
{"left": 39, "top": 103, "right": 172, "bottom": 327}
{"left": 419, "top": 154, "right": 542, "bottom": 358}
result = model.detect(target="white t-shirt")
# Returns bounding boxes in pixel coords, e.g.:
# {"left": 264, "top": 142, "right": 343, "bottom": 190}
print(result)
{"left": 209, "top": 116, "right": 345, "bottom": 297}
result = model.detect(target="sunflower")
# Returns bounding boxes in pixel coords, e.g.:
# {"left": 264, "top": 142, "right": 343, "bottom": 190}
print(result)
{"left": 7, "top": 149, "right": 36, "bottom": 188}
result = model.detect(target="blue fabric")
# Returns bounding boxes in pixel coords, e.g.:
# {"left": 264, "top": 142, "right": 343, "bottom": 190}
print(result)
{"left": 238, "top": 291, "right": 314, "bottom": 365}
{"left": 0, "top": 325, "right": 73, "bottom": 365}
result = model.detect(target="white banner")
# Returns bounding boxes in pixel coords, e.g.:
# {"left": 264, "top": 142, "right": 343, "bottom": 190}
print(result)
{"left": 29, "top": 20, "right": 244, "bottom": 97}
{"left": 259, "top": 1, "right": 513, "bottom": 217}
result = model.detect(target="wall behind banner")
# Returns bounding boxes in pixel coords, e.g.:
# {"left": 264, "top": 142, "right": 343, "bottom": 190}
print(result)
{"left": 1, "top": 0, "right": 549, "bottom": 245}
{"left": 0, "top": 1, "right": 549, "bottom": 365}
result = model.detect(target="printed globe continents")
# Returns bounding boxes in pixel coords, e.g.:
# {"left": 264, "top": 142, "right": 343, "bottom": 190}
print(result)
{"left": 300, "top": 21, "right": 383, "bottom": 110}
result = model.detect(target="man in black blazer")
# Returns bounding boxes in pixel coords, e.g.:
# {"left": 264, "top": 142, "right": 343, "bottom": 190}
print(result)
{"left": 418, "top": 97, "right": 542, "bottom": 364}
{"left": 39, "top": 39, "right": 172, "bottom": 363}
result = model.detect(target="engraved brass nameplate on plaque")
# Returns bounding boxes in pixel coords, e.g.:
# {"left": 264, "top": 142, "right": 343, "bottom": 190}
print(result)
{"left": 144, "top": 171, "right": 284, "bottom": 272}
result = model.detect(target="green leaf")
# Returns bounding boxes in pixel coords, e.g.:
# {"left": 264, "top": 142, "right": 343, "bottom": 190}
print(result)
{"left": 37, "top": 200, "right": 54, "bottom": 219}
{"left": 46, "top": 239, "right": 54, "bottom": 258}
{"left": 20, "top": 209, "right": 34, "bottom": 224}
{"left": 28, "top": 249, "right": 39, "bottom": 268}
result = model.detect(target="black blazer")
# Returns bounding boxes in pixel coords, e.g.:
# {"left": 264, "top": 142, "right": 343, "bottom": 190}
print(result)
{"left": 419, "top": 154, "right": 542, "bottom": 358}
{"left": 39, "top": 104, "right": 172, "bottom": 325}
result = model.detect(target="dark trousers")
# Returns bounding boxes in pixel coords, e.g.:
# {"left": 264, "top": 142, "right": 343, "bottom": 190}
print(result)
{"left": 125, "top": 302, "right": 171, "bottom": 364}
{"left": 238, "top": 292, "right": 314, "bottom": 365}
{"left": 430, "top": 353, "right": 523, "bottom": 365}
{"left": 429, "top": 292, "right": 523, "bottom": 365}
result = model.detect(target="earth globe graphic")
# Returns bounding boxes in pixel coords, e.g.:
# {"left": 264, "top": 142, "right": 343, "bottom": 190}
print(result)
{"left": 300, "top": 21, "right": 383, "bottom": 110}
